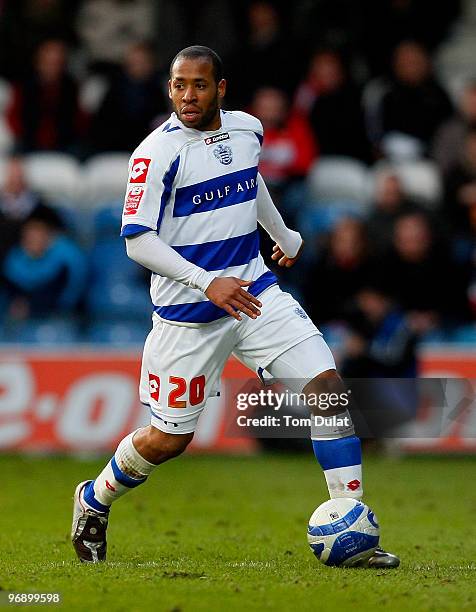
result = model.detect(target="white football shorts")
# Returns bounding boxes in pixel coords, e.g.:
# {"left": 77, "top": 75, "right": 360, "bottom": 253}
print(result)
{"left": 139, "top": 284, "right": 336, "bottom": 434}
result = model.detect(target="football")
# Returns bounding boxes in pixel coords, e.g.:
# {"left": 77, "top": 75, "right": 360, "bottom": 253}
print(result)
{"left": 307, "top": 498, "right": 380, "bottom": 566}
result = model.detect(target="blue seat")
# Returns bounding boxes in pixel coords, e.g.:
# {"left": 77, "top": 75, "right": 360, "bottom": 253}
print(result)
{"left": 298, "top": 200, "right": 365, "bottom": 233}
{"left": 319, "top": 322, "right": 350, "bottom": 353}
{"left": 87, "top": 227, "right": 152, "bottom": 318}
{"left": 86, "top": 280, "right": 151, "bottom": 319}
{"left": 3, "top": 317, "right": 80, "bottom": 344}
{"left": 85, "top": 320, "right": 150, "bottom": 345}
{"left": 56, "top": 207, "right": 93, "bottom": 244}
{"left": 93, "top": 203, "right": 123, "bottom": 237}
{"left": 451, "top": 325, "right": 476, "bottom": 344}
{"left": 89, "top": 240, "right": 142, "bottom": 284}
{"left": 419, "top": 329, "right": 447, "bottom": 345}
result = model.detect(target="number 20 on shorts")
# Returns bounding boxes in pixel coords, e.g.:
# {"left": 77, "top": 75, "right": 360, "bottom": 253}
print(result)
{"left": 148, "top": 373, "right": 205, "bottom": 408}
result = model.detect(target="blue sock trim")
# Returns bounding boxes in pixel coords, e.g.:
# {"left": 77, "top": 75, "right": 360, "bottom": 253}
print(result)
{"left": 111, "top": 456, "right": 147, "bottom": 488}
{"left": 82, "top": 480, "right": 110, "bottom": 513}
{"left": 312, "top": 435, "right": 362, "bottom": 471}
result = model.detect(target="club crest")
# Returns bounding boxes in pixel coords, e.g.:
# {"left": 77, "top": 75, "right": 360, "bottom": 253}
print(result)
{"left": 213, "top": 144, "right": 233, "bottom": 165}
{"left": 294, "top": 307, "right": 308, "bottom": 319}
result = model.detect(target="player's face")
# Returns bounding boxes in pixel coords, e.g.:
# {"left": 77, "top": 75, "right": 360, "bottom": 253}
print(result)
{"left": 169, "top": 58, "right": 226, "bottom": 131}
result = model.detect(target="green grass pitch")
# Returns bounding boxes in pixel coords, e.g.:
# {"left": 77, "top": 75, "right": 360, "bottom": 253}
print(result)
{"left": 2, "top": 452, "right": 476, "bottom": 611}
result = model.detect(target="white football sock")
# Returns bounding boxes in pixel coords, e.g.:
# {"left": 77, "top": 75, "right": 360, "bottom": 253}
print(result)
{"left": 82, "top": 429, "right": 156, "bottom": 511}
{"left": 323, "top": 464, "right": 363, "bottom": 500}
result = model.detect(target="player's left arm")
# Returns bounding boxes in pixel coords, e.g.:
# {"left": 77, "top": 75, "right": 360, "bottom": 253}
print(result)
{"left": 256, "top": 173, "right": 303, "bottom": 268}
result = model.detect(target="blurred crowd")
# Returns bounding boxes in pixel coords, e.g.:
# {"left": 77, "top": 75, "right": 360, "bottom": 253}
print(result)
{"left": 0, "top": 0, "right": 475, "bottom": 367}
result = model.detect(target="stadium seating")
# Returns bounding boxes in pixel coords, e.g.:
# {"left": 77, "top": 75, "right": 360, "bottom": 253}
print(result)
{"left": 297, "top": 156, "right": 370, "bottom": 245}
{"left": 84, "top": 320, "right": 150, "bottom": 345}
{"left": 371, "top": 160, "right": 442, "bottom": 208}
{"left": 380, "top": 131, "right": 425, "bottom": 162}
{"left": 0, "top": 77, "right": 13, "bottom": 154}
{"left": 86, "top": 205, "right": 151, "bottom": 320}
{"left": 306, "top": 156, "right": 370, "bottom": 210}
{"left": 92, "top": 202, "right": 123, "bottom": 235}
{"left": 362, "top": 77, "right": 391, "bottom": 145}
{"left": 86, "top": 274, "right": 151, "bottom": 319}
{"left": 0, "top": 4, "right": 472, "bottom": 363}
{"left": 23, "top": 152, "right": 82, "bottom": 206}
{"left": 81, "top": 153, "right": 130, "bottom": 208}
{"left": 79, "top": 75, "right": 108, "bottom": 114}
{"left": 435, "top": 0, "right": 476, "bottom": 100}
{"left": 0, "top": 77, "right": 11, "bottom": 112}
{"left": 450, "top": 324, "right": 476, "bottom": 344}
{"left": 3, "top": 317, "right": 80, "bottom": 344}
{"left": 296, "top": 205, "right": 362, "bottom": 250}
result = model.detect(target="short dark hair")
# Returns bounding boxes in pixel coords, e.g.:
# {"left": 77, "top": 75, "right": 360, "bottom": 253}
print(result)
{"left": 170, "top": 45, "right": 223, "bottom": 84}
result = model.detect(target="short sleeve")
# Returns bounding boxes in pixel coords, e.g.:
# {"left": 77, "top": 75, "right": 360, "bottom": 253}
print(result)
{"left": 120, "top": 151, "right": 180, "bottom": 237}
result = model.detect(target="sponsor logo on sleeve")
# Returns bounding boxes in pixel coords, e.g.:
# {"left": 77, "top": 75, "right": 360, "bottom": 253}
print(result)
{"left": 204, "top": 132, "right": 229, "bottom": 145}
{"left": 124, "top": 186, "right": 144, "bottom": 215}
{"left": 129, "top": 158, "right": 151, "bottom": 183}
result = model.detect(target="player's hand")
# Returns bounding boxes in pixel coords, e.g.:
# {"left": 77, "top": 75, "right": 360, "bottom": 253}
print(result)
{"left": 205, "top": 277, "right": 262, "bottom": 321}
{"left": 271, "top": 240, "right": 304, "bottom": 267}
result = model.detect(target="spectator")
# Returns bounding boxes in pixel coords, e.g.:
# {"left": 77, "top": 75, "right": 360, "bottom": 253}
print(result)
{"left": 251, "top": 87, "right": 317, "bottom": 198}
{"left": 0, "top": 0, "right": 80, "bottom": 80}
{"left": 306, "top": 50, "right": 371, "bottom": 162}
{"left": 444, "top": 129, "right": 476, "bottom": 234}
{"left": 381, "top": 213, "right": 468, "bottom": 327}
{"left": 341, "top": 286, "right": 418, "bottom": 378}
{"left": 76, "top": 0, "right": 155, "bottom": 75}
{"left": 0, "top": 156, "right": 55, "bottom": 263}
{"left": 433, "top": 82, "right": 476, "bottom": 177}
{"left": 360, "top": 0, "right": 461, "bottom": 78}
{"left": 226, "top": 1, "right": 298, "bottom": 108}
{"left": 89, "top": 42, "right": 168, "bottom": 153}
{"left": 340, "top": 285, "right": 419, "bottom": 436}
{"left": 155, "top": 1, "right": 236, "bottom": 72}
{"left": 366, "top": 170, "right": 425, "bottom": 254}
{"left": 305, "top": 217, "right": 377, "bottom": 324}
{"left": 379, "top": 41, "right": 453, "bottom": 153}
{"left": 7, "top": 39, "right": 84, "bottom": 154}
{"left": 293, "top": 50, "right": 331, "bottom": 117}
{"left": 2, "top": 208, "right": 87, "bottom": 319}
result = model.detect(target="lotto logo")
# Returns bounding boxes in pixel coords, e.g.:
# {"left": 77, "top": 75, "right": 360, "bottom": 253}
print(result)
{"left": 129, "top": 158, "right": 151, "bottom": 183}
{"left": 205, "top": 132, "right": 230, "bottom": 145}
{"left": 346, "top": 479, "right": 361, "bottom": 491}
{"left": 124, "top": 186, "right": 144, "bottom": 215}
{"left": 149, "top": 373, "right": 160, "bottom": 402}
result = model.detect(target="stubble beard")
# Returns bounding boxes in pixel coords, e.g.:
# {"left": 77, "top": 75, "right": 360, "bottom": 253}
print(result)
{"left": 174, "top": 97, "right": 220, "bottom": 131}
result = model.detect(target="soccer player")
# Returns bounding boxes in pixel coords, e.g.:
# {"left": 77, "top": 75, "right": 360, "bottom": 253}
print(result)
{"left": 71, "top": 46, "right": 399, "bottom": 568}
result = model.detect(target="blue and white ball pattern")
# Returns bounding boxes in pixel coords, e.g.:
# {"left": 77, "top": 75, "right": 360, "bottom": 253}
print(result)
{"left": 307, "top": 498, "right": 379, "bottom": 566}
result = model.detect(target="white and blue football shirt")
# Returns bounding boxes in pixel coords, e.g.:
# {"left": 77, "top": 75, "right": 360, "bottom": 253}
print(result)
{"left": 121, "top": 109, "right": 277, "bottom": 324}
